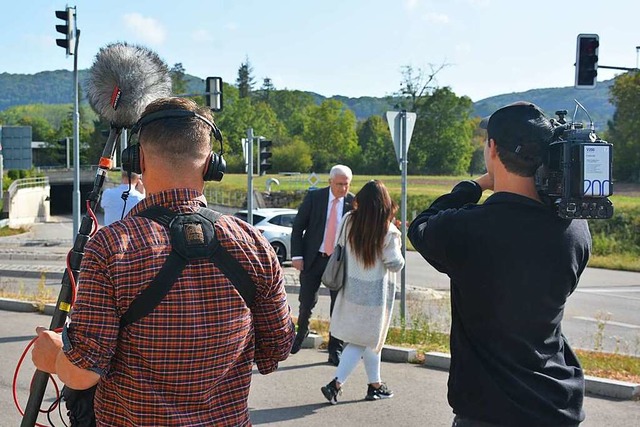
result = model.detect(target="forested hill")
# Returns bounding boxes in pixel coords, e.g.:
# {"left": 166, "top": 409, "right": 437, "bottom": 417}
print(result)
{"left": 0, "top": 70, "right": 616, "bottom": 128}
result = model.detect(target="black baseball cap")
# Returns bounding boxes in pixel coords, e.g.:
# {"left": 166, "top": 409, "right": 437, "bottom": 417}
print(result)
{"left": 479, "top": 101, "right": 553, "bottom": 157}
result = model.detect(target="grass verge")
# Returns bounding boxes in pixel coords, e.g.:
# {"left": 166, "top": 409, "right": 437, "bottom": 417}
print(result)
{"left": 0, "top": 226, "right": 28, "bottom": 237}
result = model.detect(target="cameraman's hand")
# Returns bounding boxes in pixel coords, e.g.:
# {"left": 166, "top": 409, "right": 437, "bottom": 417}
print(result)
{"left": 475, "top": 173, "right": 494, "bottom": 191}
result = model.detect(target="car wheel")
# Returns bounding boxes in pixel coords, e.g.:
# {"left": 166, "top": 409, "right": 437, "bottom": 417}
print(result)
{"left": 271, "top": 242, "right": 286, "bottom": 265}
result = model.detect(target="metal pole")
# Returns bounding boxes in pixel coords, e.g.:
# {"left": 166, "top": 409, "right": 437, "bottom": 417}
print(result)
{"left": 72, "top": 30, "right": 81, "bottom": 238}
{"left": 247, "top": 128, "right": 254, "bottom": 225}
{"left": 636, "top": 46, "right": 640, "bottom": 70}
{"left": 400, "top": 110, "right": 407, "bottom": 323}
{"left": 0, "top": 153, "right": 3, "bottom": 201}
{"left": 66, "top": 137, "right": 70, "bottom": 169}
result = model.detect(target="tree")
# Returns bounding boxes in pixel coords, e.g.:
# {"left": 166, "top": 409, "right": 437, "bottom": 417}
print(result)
{"left": 355, "top": 115, "right": 397, "bottom": 175}
{"left": 272, "top": 137, "right": 313, "bottom": 173}
{"left": 410, "top": 87, "right": 474, "bottom": 175}
{"left": 257, "top": 77, "right": 276, "bottom": 102}
{"left": 607, "top": 71, "right": 640, "bottom": 181}
{"left": 236, "top": 57, "right": 255, "bottom": 99}
{"left": 302, "top": 99, "right": 359, "bottom": 172}
{"left": 170, "top": 63, "right": 188, "bottom": 95}
{"left": 269, "top": 90, "right": 315, "bottom": 137}
{"left": 396, "top": 64, "right": 448, "bottom": 111}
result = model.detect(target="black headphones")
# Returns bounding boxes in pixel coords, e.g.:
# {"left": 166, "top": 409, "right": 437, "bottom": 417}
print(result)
{"left": 121, "top": 109, "right": 226, "bottom": 182}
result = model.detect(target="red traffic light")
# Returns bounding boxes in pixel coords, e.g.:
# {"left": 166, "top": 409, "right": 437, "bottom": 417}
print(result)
{"left": 575, "top": 34, "right": 599, "bottom": 89}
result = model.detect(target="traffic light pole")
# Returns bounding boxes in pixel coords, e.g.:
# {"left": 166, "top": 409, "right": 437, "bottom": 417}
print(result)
{"left": 597, "top": 65, "right": 639, "bottom": 71}
{"left": 72, "top": 30, "right": 81, "bottom": 238}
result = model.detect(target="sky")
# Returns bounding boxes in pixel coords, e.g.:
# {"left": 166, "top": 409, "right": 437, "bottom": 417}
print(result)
{"left": 1, "top": 0, "right": 639, "bottom": 102}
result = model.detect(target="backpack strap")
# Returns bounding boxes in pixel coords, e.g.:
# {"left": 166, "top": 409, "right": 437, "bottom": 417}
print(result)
{"left": 197, "top": 208, "right": 256, "bottom": 310}
{"left": 120, "top": 206, "right": 255, "bottom": 328}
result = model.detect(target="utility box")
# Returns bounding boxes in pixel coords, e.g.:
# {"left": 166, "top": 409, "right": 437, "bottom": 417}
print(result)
{"left": 1, "top": 126, "right": 33, "bottom": 170}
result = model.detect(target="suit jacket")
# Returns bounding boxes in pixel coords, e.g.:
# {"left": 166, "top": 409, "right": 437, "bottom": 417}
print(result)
{"left": 291, "top": 186, "right": 355, "bottom": 270}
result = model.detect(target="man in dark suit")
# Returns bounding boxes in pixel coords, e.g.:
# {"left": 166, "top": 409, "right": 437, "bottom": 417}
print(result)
{"left": 290, "top": 165, "right": 354, "bottom": 365}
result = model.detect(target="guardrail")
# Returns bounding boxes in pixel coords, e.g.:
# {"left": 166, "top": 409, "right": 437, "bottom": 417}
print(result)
{"left": 7, "top": 177, "right": 50, "bottom": 200}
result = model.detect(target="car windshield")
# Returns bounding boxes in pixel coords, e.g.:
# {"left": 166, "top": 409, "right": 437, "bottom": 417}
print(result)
{"left": 234, "top": 212, "right": 266, "bottom": 225}
{"left": 269, "top": 214, "right": 296, "bottom": 227}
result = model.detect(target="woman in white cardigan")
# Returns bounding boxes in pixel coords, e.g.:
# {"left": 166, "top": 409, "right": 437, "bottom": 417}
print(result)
{"left": 321, "top": 180, "right": 405, "bottom": 404}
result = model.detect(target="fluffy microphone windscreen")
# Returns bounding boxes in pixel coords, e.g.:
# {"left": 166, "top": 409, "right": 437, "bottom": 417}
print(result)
{"left": 85, "top": 42, "right": 172, "bottom": 128}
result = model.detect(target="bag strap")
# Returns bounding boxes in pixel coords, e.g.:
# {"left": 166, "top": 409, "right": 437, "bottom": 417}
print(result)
{"left": 337, "top": 212, "right": 350, "bottom": 246}
{"left": 120, "top": 206, "right": 255, "bottom": 328}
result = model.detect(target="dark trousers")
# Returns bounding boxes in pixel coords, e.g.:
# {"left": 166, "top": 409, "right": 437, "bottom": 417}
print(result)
{"left": 297, "top": 254, "right": 343, "bottom": 354}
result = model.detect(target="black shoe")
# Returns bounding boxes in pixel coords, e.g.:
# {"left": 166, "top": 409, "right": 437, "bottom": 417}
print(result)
{"left": 290, "top": 329, "right": 309, "bottom": 354}
{"left": 327, "top": 351, "right": 341, "bottom": 366}
{"left": 321, "top": 378, "right": 342, "bottom": 405}
{"left": 365, "top": 383, "right": 394, "bottom": 401}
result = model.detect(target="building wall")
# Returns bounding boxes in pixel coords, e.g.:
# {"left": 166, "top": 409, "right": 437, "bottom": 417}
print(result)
{"left": 1, "top": 126, "right": 33, "bottom": 170}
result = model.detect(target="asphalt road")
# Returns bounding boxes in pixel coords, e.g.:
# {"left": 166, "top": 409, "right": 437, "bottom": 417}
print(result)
{"left": 2, "top": 310, "right": 639, "bottom": 427}
{"left": 2, "top": 236, "right": 640, "bottom": 356}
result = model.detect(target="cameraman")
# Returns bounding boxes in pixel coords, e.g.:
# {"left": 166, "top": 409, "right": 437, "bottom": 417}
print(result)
{"left": 31, "top": 97, "right": 294, "bottom": 426}
{"left": 408, "top": 102, "right": 590, "bottom": 427}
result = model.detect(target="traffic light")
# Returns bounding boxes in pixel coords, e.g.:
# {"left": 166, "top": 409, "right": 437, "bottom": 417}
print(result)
{"left": 575, "top": 34, "right": 599, "bottom": 88}
{"left": 259, "top": 139, "right": 273, "bottom": 175}
{"left": 55, "top": 7, "right": 76, "bottom": 55}
{"left": 205, "top": 77, "right": 223, "bottom": 111}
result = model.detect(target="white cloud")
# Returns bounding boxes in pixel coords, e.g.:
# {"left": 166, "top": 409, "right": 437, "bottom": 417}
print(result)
{"left": 192, "top": 29, "right": 214, "bottom": 43}
{"left": 455, "top": 43, "right": 471, "bottom": 54}
{"left": 123, "top": 13, "right": 166, "bottom": 45}
{"left": 225, "top": 22, "right": 238, "bottom": 32}
{"left": 423, "top": 12, "right": 450, "bottom": 24}
{"left": 405, "top": 0, "right": 420, "bottom": 10}
{"left": 467, "top": 0, "right": 491, "bottom": 8}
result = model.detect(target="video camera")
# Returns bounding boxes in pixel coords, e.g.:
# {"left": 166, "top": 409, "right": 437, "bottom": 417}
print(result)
{"left": 536, "top": 101, "right": 614, "bottom": 219}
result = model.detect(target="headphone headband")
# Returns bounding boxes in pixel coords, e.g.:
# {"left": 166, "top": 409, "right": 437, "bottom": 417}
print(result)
{"left": 122, "top": 108, "right": 226, "bottom": 181}
{"left": 131, "top": 108, "right": 223, "bottom": 147}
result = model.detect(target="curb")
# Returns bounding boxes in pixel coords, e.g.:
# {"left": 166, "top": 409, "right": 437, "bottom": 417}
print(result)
{"left": 422, "top": 351, "right": 640, "bottom": 401}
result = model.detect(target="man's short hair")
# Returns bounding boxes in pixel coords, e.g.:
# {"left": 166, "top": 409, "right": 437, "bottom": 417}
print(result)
{"left": 480, "top": 101, "right": 554, "bottom": 176}
{"left": 329, "top": 164, "right": 353, "bottom": 180}
{"left": 137, "top": 97, "right": 213, "bottom": 160}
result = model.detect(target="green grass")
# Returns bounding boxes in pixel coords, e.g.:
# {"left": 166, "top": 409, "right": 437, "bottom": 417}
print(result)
{"left": 576, "top": 350, "right": 640, "bottom": 383}
{"left": 0, "top": 226, "right": 27, "bottom": 237}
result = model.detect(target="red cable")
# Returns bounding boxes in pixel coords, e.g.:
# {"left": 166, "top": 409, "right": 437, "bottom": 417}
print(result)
{"left": 13, "top": 328, "right": 63, "bottom": 427}
{"left": 13, "top": 202, "right": 100, "bottom": 425}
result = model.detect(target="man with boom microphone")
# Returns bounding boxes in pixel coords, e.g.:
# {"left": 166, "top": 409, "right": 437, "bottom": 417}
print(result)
{"left": 409, "top": 102, "right": 590, "bottom": 426}
{"left": 31, "top": 97, "right": 295, "bottom": 426}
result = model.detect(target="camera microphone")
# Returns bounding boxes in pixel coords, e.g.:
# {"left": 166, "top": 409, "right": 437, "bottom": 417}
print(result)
{"left": 85, "top": 42, "right": 172, "bottom": 128}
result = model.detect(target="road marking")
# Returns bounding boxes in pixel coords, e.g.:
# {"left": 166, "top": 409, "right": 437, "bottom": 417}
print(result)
{"left": 573, "top": 316, "right": 640, "bottom": 329}
{"left": 577, "top": 286, "right": 640, "bottom": 292}
{"left": 575, "top": 286, "right": 640, "bottom": 301}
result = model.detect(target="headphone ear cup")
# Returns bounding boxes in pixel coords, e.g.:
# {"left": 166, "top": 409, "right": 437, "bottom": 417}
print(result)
{"left": 121, "top": 144, "right": 142, "bottom": 174}
{"left": 203, "top": 151, "right": 226, "bottom": 182}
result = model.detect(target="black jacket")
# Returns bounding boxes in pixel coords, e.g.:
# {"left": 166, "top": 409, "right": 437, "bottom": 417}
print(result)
{"left": 291, "top": 186, "right": 354, "bottom": 269}
{"left": 408, "top": 181, "right": 591, "bottom": 427}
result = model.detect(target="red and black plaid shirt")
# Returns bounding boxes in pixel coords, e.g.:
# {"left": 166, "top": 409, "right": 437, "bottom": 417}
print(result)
{"left": 63, "top": 188, "right": 294, "bottom": 426}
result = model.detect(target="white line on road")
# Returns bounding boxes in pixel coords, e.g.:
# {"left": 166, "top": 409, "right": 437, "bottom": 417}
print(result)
{"left": 573, "top": 316, "right": 640, "bottom": 329}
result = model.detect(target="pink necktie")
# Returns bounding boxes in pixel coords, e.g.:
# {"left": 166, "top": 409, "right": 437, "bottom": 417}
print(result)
{"left": 324, "top": 198, "right": 339, "bottom": 255}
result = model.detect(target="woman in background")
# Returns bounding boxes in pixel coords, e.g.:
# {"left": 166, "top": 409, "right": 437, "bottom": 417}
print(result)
{"left": 321, "top": 180, "right": 405, "bottom": 404}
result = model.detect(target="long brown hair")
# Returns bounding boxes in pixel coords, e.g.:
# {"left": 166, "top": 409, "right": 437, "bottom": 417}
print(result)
{"left": 347, "top": 180, "right": 398, "bottom": 268}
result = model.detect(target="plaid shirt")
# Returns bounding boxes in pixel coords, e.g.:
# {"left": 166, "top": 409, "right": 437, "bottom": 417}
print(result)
{"left": 63, "top": 188, "right": 294, "bottom": 426}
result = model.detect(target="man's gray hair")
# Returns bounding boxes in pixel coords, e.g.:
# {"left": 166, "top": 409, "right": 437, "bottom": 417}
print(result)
{"left": 329, "top": 164, "right": 353, "bottom": 180}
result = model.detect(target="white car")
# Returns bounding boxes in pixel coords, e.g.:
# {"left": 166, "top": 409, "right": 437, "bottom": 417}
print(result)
{"left": 234, "top": 208, "right": 298, "bottom": 265}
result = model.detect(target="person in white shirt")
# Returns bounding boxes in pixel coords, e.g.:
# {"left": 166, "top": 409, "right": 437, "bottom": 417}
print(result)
{"left": 100, "top": 170, "right": 145, "bottom": 225}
